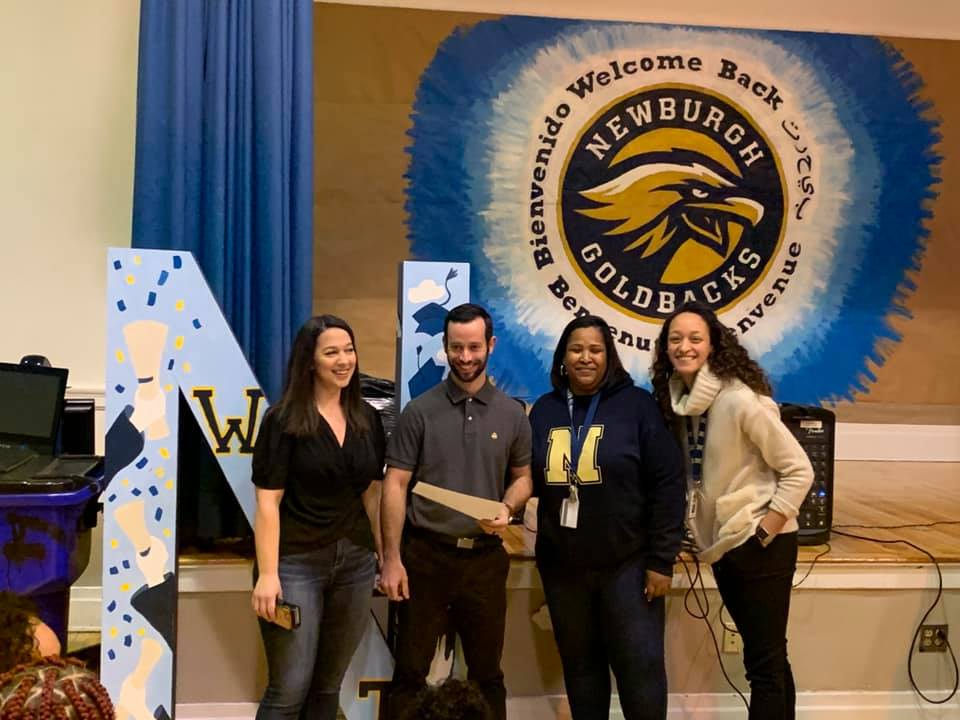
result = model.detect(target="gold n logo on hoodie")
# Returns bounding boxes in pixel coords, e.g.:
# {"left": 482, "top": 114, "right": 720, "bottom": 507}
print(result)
{"left": 545, "top": 425, "right": 604, "bottom": 485}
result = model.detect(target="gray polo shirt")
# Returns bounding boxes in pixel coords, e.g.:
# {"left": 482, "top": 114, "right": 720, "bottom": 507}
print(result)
{"left": 386, "top": 376, "right": 532, "bottom": 537}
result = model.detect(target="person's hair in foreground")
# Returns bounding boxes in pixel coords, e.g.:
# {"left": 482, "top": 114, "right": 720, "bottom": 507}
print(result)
{"left": 0, "top": 656, "right": 114, "bottom": 719}
{"left": 0, "top": 592, "right": 41, "bottom": 672}
{"left": 0, "top": 592, "right": 61, "bottom": 673}
{"left": 401, "top": 679, "right": 493, "bottom": 720}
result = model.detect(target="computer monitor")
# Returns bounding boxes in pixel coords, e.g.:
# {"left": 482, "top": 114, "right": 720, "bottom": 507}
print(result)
{"left": 0, "top": 361, "right": 69, "bottom": 453}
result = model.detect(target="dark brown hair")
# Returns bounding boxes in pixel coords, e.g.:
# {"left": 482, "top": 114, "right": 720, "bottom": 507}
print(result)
{"left": 0, "top": 657, "right": 114, "bottom": 719}
{"left": 549, "top": 315, "right": 630, "bottom": 393}
{"left": 651, "top": 301, "right": 772, "bottom": 419}
{"left": 402, "top": 679, "right": 492, "bottom": 720}
{"left": 0, "top": 592, "right": 40, "bottom": 672}
{"left": 443, "top": 303, "right": 493, "bottom": 345}
{"left": 272, "top": 315, "right": 368, "bottom": 437}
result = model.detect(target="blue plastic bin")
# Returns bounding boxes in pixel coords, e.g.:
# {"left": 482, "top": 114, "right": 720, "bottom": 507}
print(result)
{"left": 0, "top": 480, "right": 100, "bottom": 644}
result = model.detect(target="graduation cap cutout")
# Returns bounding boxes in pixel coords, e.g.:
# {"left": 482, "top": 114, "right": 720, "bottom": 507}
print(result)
{"left": 410, "top": 267, "right": 459, "bottom": 337}
{"left": 408, "top": 346, "right": 445, "bottom": 400}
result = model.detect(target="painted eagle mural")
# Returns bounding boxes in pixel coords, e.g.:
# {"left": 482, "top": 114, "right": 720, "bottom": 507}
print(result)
{"left": 575, "top": 128, "right": 765, "bottom": 284}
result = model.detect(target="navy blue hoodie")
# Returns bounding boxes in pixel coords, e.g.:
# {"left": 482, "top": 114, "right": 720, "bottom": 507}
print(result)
{"left": 529, "top": 376, "right": 685, "bottom": 576}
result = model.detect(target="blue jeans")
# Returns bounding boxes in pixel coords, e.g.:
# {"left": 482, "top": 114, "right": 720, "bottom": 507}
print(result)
{"left": 712, "top": 532, "right": 798, "bottom": 720}
{"left": 539, "top": 556, "right": 667, "bottom": 720}
{"left": 257, "top": 538, "right": 376, "bottom": 720}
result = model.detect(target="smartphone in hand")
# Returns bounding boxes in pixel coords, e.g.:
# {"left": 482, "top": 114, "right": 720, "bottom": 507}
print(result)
{"left": 274, "top": 601, "right": 301, "bottom": 630}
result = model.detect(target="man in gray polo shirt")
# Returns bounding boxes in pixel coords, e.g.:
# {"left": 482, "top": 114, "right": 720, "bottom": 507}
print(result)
{"left": 381, "top": 303, "right": 533, "bottom": 720}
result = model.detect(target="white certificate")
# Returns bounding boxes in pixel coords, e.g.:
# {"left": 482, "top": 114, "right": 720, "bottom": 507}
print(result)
{"left": 411, "top": 481, "right": 505, "bottom": 520}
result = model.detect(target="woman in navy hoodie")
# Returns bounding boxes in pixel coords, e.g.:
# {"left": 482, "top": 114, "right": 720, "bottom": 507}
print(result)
{"left": 529, "top": 315, "right": 686, "bottom": 720}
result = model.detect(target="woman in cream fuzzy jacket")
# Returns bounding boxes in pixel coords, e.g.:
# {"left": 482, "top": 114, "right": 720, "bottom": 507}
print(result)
{"left": 651, "top": 302, "right": 813, "bottom": 720}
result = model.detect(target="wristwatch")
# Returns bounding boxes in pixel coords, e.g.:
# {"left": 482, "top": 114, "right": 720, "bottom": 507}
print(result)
{"left": 755, "top": 525, "right": 773, "bottom": 547}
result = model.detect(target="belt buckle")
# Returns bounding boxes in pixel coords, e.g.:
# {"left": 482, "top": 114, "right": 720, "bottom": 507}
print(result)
{"left": 456, "top": 537, "right": 475, "bottom": 549}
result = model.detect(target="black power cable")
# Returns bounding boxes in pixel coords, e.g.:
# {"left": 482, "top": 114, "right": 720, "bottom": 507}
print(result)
{"left": 793, "top": 543, "right": 831, "bottom": 589}
{"left": 678, "top": 554, "right": 750, "bottom": 711}
{"left": 831, "top": 528, "right": 959, "bottom": 705}
{"left": 833, "top": 520, "right": 960, "bottom": 531}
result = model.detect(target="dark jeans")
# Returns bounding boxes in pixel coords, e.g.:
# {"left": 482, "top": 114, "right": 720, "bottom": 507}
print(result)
{"left": 388, "top": 534, "right": 510, "bottom": 720}
{"left": 539, "top": 556, "right": 667, "bottom": 720}
{"left": 256, "top": 538, "right": 376, "bottom": 720}
{"left": 712, "top": 532, "right": 799, "bottom": 720}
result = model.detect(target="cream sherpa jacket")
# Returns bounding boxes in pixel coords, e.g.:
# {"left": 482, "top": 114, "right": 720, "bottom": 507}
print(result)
{"left": 669, "top": 365, "right": 814, "bottom": 564}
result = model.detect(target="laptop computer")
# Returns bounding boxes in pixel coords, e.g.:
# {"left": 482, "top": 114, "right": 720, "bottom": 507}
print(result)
{"left": 0, "top": 361, "right": 69, "bottom": 471}
{"left": 0, "top": 362, "right": 103, "bottom": 492}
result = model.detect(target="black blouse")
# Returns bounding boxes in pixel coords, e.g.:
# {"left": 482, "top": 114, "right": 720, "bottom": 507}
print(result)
{"left": 252, "top": 401, "right": 386, "bottom": 556}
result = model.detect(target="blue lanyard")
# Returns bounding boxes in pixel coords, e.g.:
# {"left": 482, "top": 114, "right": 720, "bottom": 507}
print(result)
{"left": 566, "top": 390, "right": 600, "bottom": 483}
{"left": 685, "top": 413, "right": 707, "bottom": 486}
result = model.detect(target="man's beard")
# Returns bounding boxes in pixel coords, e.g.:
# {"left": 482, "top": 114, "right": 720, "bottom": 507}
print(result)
{"left": 448, "top": 354, "right": 488, "bottom": 384}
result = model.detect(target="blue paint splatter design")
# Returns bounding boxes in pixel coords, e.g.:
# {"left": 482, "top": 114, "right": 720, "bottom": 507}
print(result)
{"left": 406, "top": 18, "right": 940, "bottom": 403}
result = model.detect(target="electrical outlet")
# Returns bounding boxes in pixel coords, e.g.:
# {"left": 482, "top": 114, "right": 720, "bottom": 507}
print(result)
{"left": 918, "top": 625, "right": 948, "bottom": 653}
{"left": 722, "top": 627, "right": 743, "bottom": 654}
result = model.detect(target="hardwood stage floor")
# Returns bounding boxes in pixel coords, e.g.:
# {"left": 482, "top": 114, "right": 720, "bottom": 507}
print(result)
{"left": 502, "top": 460, "right": 960, "bottom": 565}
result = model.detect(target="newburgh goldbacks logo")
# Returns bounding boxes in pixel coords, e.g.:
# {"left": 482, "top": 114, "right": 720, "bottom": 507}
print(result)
{"left": 559, "top": 84, "right": 786, "bottom": 321}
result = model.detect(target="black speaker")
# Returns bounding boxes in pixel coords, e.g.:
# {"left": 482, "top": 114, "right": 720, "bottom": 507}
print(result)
{"left": 60, "top": 398, "right": 96, "bottom": 455}
{"left": 779, "top": 404, "right": 835, "bottom": 546}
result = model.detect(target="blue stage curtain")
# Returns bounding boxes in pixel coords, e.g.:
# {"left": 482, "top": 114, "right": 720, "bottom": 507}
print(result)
{"left": 131, "top": 0, "right": 313, "bottom": 404}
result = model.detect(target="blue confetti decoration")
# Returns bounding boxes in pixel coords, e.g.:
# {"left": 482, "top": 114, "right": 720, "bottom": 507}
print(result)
{"left": 107, "top": 601, "right": 117, "bottom": 612}
{"left": 132, "top": 488, "right": 142, "bottom": 497}
{"left": 114, "top": 384, "right": 125, "bottom": 394}
{"left": 192, "top": 318, "right": 202, "bottom": 329}
{"left": 123, "top": 614, "right": 132, "bottom": 623}
{"left": 108, "top": 649, "right": 116, "bottom": 661}
{"left": 117, "top": 300, "right": 127, "bottom": 312}
{"left": 107, "top": 494, "right": 117, "bottom": 503}
{"left": 149, "top": 485, "right": 159, "bottom": 496}
{"left": 122, "top": 559, "right": 131, "bottom": 569}
{"left": 136, "top": 457, "right": 148, "bottom": 469}
{"left": 155, "top": 507, "right": 163, "bottom": 522}
{"left": 124, "top": 635, "right": 132, "bottom": 647}
{"left": 109, "top": 566, "right": 118, "bottom": 575}
{"left": 147, "top": 291, "right": 157, "bottom": 306}
{"left": 173, "top": 256, "right": 182, "bottom": 269}
{"left": 167, "top": 359, "right": 175, "bottom": 370}
{"left": 113, "top": 260, "right": 122, "bottom": 270}
{"left": 158, "top": 270, "right": 169, "bottom": 285}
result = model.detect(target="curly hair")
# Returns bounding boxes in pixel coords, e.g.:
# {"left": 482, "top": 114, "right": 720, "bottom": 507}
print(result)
{"left": 0, "top": 593, "right": 42, "bottom": 672}
{"left": 402, "top": 679, "right": 492, "bottom": 720}
{"left": 0, "top": 656, "right": 114, "bottom": 720}
{"left": 651, "top": 301, "right": 772, "bottom": 419}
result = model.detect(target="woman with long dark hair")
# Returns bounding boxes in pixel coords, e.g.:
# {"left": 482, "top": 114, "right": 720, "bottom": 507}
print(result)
{"left": 529, "top": 315, "right": 685, "bottom": 720}
{"left": 651, "top": 301, "right": 813, "bottom": 720}
{"left": 251, "top": 315, "right": 385, "bottom": 720}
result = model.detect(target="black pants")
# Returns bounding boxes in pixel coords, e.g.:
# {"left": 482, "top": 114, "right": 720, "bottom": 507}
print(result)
{"left": 539, "top": 557, "right": 667, "bottom": 720}
{"left": 712, "top": 532, "right": 798, "bottom": 720}
{"left": 388, "top": 534, "right": 509, "bottom": 720}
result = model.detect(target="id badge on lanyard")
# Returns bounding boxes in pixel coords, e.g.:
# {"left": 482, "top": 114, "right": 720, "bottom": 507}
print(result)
{"left": 560, "top": 391, "right": 599, "bottom": 529}
{"left": 685, "top": 414, "right": 706, "bottom": 522}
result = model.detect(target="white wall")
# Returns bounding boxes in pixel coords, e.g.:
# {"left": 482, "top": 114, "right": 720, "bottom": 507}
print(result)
{"left": 0, "top": 0, "right": 139, "bottom": 393}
